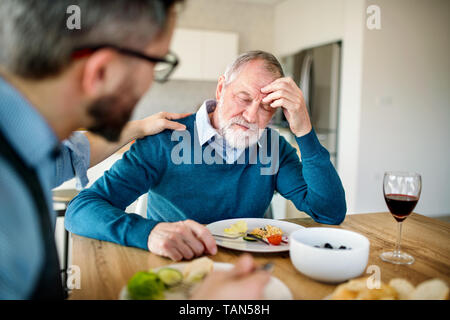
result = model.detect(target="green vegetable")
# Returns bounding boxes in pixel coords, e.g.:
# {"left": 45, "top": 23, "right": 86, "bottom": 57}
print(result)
{"left": 157, "top": 268, "right": 183, "bottom": 287}
{"left": 243, "top": 236, "right": 257, "bottom": 242}
{"left": 127, "top": 271, "right": 165, "bottom": 300}
{"left": 187, "top": 273, "right": 206, "bottom": 283}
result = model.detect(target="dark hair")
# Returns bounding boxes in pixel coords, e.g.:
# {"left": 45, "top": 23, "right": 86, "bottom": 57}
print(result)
{"left": 0, "top": 0, "right": 184, "bottom": 79}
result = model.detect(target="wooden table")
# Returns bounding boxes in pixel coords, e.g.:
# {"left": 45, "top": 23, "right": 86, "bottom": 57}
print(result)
{"left": 69, "top": 212, "right": 450, "bottom": 300}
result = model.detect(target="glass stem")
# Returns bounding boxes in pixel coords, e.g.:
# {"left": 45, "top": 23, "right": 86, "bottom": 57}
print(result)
{"left": 395, "top": 221, "right": 403, "bottom": 256}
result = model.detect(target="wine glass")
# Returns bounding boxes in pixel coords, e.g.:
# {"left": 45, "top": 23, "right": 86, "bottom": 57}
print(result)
{"left": 380, "top": 171, "right": 421, "bottom": 265}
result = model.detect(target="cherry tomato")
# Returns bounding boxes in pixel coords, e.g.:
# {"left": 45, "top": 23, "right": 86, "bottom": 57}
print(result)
{"left": 267, "top": 234, "right": 282, "bottom": 245}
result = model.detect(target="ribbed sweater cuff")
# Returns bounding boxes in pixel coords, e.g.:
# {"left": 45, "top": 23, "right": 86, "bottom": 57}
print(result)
{"left": 295, "top": 128, "right": 322, "bottom": 160}
{"left": 125, "top": 215, "right": 159, "bottom": 250}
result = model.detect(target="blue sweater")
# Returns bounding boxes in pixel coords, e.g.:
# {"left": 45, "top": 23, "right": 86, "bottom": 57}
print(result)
{"left": 65, "top": 114, "right": 346, "bottom": 250}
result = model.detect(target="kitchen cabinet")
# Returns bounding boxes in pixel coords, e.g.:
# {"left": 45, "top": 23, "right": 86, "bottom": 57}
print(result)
{"left": 170, "top": 28, "right": 239, "bottom": 81}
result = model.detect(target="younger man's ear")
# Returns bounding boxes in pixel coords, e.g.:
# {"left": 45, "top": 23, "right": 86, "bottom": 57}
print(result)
{"left": 80, "top": 49, "right": 117, "bottom": 99}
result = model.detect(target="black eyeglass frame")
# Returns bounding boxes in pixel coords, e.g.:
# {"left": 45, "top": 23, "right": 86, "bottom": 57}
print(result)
{"left": 72, "top": 44, "right": 179, "bottom": 83}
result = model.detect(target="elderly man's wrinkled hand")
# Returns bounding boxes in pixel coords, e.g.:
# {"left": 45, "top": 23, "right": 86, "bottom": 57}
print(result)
{"left": 261, "top": 77, "right": 312, "bottom": 137}
{"left": 147, "top": 219, "right": 217, "bottom": 261}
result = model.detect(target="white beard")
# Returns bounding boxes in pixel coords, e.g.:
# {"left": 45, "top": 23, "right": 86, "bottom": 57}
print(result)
{"left": 216, "top": 98, "right": 262, "bottom": 149}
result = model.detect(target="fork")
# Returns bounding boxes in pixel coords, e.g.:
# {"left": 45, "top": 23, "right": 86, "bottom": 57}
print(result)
{"left": 211, "top": 233, "right": 245, "bottom": 239}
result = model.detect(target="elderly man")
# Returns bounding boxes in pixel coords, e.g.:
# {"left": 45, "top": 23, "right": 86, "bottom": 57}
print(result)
{"left": 66, "top": 50, "right": 346, "bottom": 261}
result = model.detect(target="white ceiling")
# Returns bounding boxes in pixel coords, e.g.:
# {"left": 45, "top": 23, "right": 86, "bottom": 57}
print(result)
{"left": 228, "top": 0, "right": 286, "bottom": 6}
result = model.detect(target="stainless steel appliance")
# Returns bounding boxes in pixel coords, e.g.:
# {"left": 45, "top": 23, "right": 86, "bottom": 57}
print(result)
{"left": 274, "top": 42, "right": 341, "bottom": 167}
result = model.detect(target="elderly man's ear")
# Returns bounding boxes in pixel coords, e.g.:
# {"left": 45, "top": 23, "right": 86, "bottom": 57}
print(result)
{"left": 215, "top": 75, "right": 226, "bottom": 102}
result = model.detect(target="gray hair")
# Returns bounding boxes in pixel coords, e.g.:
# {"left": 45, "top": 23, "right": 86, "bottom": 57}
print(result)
{"left": 0, "top": 0, "right": 183, "bottom": 79}
{"left": 223, "top": 50, "right": 284, "bottom": 86}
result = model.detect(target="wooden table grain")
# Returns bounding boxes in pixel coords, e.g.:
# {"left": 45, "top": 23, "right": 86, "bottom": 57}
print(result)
{"left": 68, "top": 212, "right": 450, "bottom": 300}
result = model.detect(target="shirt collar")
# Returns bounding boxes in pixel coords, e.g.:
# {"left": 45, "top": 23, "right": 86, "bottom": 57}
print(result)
{"left": 195, "top": 99, "right": 263, "bottom": 148}
{"left": 0, "top": 76, "right": 59, "bottom": 167}
{"left": 196, "top": 99, "right": 220, "bottom": 146}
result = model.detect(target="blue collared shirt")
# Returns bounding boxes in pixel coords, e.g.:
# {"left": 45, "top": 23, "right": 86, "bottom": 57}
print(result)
{"left": 196, "top": 99, "right": 262, "bottom": 164}
{"left": 0, "top": 76, "right": 90, "bottom": 299}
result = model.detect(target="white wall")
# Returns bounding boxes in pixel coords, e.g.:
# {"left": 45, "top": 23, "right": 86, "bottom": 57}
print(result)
{"left": 356, "top": 0, "right": 450, "bottom": 216}
{"left": 274, "top": 0, "right": 450, "bottom": 217}
{"left": 177, "top": 0, "right": 275, "bottom": 54}
{"left": 274, "top": 0, "right": 345, "bottom": 54}
{"left": 337, "top": 0, "right": 366, "bottom": 215}
{"left": 274, "top": 0, "right": 366, "bottom": 214}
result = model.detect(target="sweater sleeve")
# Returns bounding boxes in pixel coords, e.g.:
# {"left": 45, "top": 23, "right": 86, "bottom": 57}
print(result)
{"left": 275, "top": 129, "right": 346, "bottom": 225}
{"left": 65, "top": 136, "right": 166, "bottom": 250}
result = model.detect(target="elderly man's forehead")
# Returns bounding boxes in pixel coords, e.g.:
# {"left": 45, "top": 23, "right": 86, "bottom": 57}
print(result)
{"left": 232, "top": 69, "right": 278, "bottom": 96}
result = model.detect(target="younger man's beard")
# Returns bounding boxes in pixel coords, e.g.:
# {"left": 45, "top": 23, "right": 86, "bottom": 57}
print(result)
{"left": 87, "top": 93, "right": 138, "bottom": 142}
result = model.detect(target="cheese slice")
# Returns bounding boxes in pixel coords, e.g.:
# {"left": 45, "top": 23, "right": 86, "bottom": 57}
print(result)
{"left": 224, "top": 220, "right": 247, "bottom": 235}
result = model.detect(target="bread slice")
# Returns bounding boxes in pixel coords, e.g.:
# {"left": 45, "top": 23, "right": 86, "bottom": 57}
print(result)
{"left": 330, "top": 278, "right": 367, "bottom": 300}
{"left": 331, "top": 277, "right": 399, "bottom": 300}
{"left": 331, "top": 277, "right": 398, "bottom": 300}
{"left": 331, "top": 277, "right": 449, "bottom": 300}
{"left": 409, "top": 279, "right": 449, "bottom": 300}
{"left": 389, "top": 278, "right": 415, "bottom": 300}
{"left": 331, "top": 286, "right": 359, "bottom": 300}
{"left": 182, "top": 257, "right": 214, "bottom": 283}
{"left": 356, "top": 282, "right": 398, "bottom": 300}
{"left": 345, "top": 278, "right": 369, "bottom": 291}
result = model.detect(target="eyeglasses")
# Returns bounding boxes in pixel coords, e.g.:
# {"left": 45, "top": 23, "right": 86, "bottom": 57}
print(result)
{"left": 71, "top": 45, "right": 179, "bottom": 83}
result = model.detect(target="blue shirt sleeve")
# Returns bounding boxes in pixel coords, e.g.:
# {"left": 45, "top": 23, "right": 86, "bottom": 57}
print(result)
{"left": 275, "top": 129, "right": 346, "bottom": 224}
{"left": 65, "top": 136, "right": 166, "bottom": 250}
{"left": 53, "top": 132, "right": 90, "bottom": 189}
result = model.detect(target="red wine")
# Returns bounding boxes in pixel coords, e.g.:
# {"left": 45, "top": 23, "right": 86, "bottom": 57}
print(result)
{"left": 384, "top": 194, "right": 418, "bottom": 222}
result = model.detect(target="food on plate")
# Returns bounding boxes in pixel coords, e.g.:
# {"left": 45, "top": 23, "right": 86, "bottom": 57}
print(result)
{"left": 249, "top": 225, "right": 287, "bottom": 246}
{"left": 126, "top": 257, "right": 215, "bottom": 300}
{"left": 249, "top": 225, "right": 285, "bottom": 246}
{"left": 182, "top": 256, "right": 214, "bottom": 283}
{"left": 224, "top": 220, "right": 248, "bottom": 235}
{"left": 330, "top": 277, "right": 449, "bottom": 300}
{"left": 127, "top": 271, "right": 166, "bottom": 300}
{"left": 243, "top": 235, "right": 257, "bottom": 242}
{"left": 222, "top": 221, "right": 287, "bottom": 245}
{"left": 267, "top": 234, "right": 282, "bottom": 245}
{"left": 157, "top": 267, "right": 183, "bottom": 286}
{"left": 250, "top": 225, "right": 283, "bottom": 239}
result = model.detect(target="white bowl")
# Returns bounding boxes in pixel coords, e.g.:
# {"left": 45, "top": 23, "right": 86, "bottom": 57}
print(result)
{"left": 289, "top": 227, "right": 370, "bottom": 283}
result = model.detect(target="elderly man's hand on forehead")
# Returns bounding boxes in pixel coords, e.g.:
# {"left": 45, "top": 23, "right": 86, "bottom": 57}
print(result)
{"left": 261, "top": 77, "right": 312, "bottom": 137}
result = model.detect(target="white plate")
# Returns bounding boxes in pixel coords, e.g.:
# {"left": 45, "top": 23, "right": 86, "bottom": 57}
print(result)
{"left": 119, "top": 262, "right": 292, "bottom": 300}
{"left": 206, "top": 218, "right": 305, "bottom": 253}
